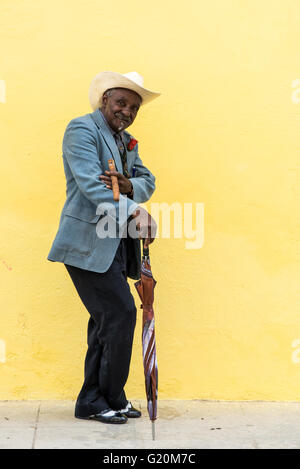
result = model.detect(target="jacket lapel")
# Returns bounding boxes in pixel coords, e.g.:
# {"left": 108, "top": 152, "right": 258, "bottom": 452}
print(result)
{"left": 122, "top": 133, "right": 135, "bottom": 175}
{"left": 90, "top": 109, "right": 123, "bottom": 174}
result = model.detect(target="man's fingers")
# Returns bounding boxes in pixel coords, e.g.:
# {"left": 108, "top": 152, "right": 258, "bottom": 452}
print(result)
{"left": 131, "top": 209, "right": 140, "bottom": 219}
{"left": 99, "top": 176, "right": 112, "bottom": 187}
{"left": 132, "top": 207, "right": 157, "bottom": 240}
{"left": 105, "top": 170, "right": 123, "bottom": 179}
{"left": 143, "top": 237, "right": 155, "bottom": 249}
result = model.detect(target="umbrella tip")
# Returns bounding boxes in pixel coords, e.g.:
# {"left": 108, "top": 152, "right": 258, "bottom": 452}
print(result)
{"left": 152, "top": 421, "right": 155, "bottom": 440}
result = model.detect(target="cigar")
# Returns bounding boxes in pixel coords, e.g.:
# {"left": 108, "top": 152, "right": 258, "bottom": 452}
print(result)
{"left": 107, "top": 158, "right": 120, "bottom": 201}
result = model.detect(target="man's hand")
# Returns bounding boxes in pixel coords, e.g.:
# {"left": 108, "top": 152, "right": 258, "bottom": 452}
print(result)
{"left": 100, "top": 172, "right": 156, "bottom": 248}
{"left": 131, "top": 206, "right": 157, "bottom": 249}
{"left": 100, "top": 171, "right": 132, "bottom": 195}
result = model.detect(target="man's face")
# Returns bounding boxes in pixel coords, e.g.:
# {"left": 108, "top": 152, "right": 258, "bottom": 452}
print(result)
{"left": 101, "top": 88, "right": 142, "bottom": 133}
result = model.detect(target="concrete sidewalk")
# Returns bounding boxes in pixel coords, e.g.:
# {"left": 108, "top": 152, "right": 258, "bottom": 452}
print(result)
{"left": 1, "top": 400, "right": 300, "bottom": 449}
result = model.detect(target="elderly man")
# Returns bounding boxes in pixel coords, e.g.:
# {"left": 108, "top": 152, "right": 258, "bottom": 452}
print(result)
{"left": 47, "top": 71, "right": 160, "bottom": 424}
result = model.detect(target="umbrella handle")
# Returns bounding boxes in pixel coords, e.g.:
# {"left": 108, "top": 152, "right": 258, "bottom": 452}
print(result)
{"left": 142, "top": 243, "right": 149, "bottom": 260}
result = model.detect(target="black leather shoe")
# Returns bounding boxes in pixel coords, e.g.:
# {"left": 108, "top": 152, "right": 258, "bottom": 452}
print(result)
{"left": 119, "top": 401, "right": 141, "bottom": 418}
{"left": 76, "top": 408, "right": 128, "bottom": 424}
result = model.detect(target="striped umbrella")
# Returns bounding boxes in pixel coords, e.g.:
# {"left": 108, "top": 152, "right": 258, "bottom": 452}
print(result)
{"left": 134, "top": 245, "right": 158, "bottom": 440}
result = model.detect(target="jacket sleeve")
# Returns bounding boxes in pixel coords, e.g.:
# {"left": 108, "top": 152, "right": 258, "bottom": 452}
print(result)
{"left": 128, "top": 143, "right": 156, "bottom": 204}
{"left": 63, "top": 118, "right": 138, "bottom": 225}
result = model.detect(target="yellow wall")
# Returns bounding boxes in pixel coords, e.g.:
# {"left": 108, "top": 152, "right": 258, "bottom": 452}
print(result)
{"left": 1, "top": 0, "right": 300, "bottom": 400}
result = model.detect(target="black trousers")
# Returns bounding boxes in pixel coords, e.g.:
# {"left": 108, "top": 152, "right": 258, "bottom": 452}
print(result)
{"left": 64, "top": 239, "right": 137, "bottom": 417}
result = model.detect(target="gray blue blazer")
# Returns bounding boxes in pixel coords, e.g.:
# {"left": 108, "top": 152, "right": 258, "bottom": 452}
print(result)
{"left": 47, "top": 109, "right": 156, "bottom": 279}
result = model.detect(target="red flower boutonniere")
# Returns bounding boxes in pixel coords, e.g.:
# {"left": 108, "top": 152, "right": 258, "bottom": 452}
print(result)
{"left": 127, "top": 138, "right": 138, "bottom": 151}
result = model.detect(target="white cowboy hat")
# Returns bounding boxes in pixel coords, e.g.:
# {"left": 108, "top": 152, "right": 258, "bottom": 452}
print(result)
{"left": 88, "top": 71, "right": 161, "bottom": 110}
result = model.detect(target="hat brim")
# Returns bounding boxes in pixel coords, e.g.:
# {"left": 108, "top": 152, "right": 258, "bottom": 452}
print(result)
{"left": 88, "top": 71, "right": 161, "bottom": 110}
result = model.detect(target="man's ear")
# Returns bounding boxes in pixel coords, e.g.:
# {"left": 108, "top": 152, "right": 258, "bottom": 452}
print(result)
{"left": 101, "top": 93, "right": 107, "bottom": 109}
